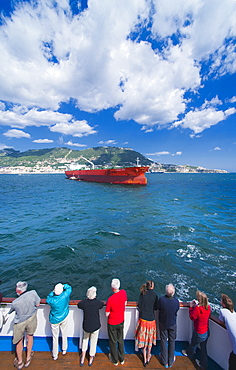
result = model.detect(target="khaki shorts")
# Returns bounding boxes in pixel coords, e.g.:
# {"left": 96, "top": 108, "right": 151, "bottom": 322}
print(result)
{"left": 13, "top": 312, "right": 37, "bottom": 344}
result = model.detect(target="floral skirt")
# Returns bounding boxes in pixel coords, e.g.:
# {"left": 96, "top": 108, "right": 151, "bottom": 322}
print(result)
{"left": 135, "top": 318, "right": 157, "bottom": 348}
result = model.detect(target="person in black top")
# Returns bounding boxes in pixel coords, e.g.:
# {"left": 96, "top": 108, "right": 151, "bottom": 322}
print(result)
{"left": 158, "top": 283, "right": 179, "bottom": 368}
{"left": 77, "top": 286, "right": 104, "bottom": 367}
{"left": 135, "top": 280, "right": 158, "bottom": 366}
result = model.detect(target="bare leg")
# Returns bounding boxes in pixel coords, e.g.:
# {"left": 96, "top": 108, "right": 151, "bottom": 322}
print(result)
{"left": 16, "top": 338, "right": 23, "bottom": 364}
{"left": 81, "top": 350, "right": 86, "bottom": 364}
{"left": 147, "top": 345, "right": 152, "bottom": 362}
{"left": 142, "top": 346, "right": 147, "bottom": 364}
{"left": 89, "top": 356, "right": 94, "bottom": 365}
{"left": 26, "top": 334, "right": 33, "bottom": 362}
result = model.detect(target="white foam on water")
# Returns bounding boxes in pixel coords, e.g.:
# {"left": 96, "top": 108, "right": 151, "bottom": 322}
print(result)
{"left": 108, "top": 231, "right": 121, "bottom": 236}
{"left": 218, "top": 254, "right": 232, "bottom": 261}
{"left": 103, "top": 250, "right": 116, "bottom": 259}
{"left": 210, "top": 237, "right": 222, "bottom": 244}
{"left": 210, "top": 303, "right": 221, "bottom": 314}
{"left": 96, "top": 230, "right": 121, "bottom": 236}
{"left": 229, "top": 271, "right": 236, "bottom": 277}
{"left": 172, "top": 273, "right": 193, "bottom": 299}
{"left": 177, "top": 244, "right": 201, "bottom": 261}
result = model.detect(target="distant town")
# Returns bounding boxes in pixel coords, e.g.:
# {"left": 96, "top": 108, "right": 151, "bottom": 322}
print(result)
{"left": 0, "top": 161, "right": 227, "bottom": 175}
{"left": 0, "top": 147, "right": 228, "bottom": 174}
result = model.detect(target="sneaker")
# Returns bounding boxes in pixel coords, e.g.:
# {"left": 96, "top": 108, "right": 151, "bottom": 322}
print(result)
{"left": 62, "top": 350, "right": 67, "bottom": 355}
{"left": 169, "top": 356, "right": 176, "bottom": 367}
{"left": 195, "top": 359, "right": 203, "bottom": 368}
{"left": 52, "top": 352, "right": 58, "bottom": 361}
{"left": 182, "top": 349, "right": 188, "bottom": 356}
{"left": 120, "top": 360, "right": 125, "bottom": 365}
{"left": 108, "top": 353, "right": 118, "bottom": 366}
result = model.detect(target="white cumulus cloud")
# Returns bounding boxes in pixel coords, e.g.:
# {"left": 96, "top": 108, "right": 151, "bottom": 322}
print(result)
{"left": 33, "top": 139, "right": 54, "bottom": 143}
{"left": 229, "top": 96, "right": 236, "bottom": 103}
{"left": 147, "top": 151, "right": 170, "bottom": 156}
{"left": 0, "top": 105, "right": 96, "bottom": 137}
{"left": 0, "top": 0, "right": 235, "bottom": 133}
{"left": 3, "top": 129, "right": 31, "bottom": 138}
{"left": 173, "top": 106, "right": 236, "bottom": 134}
{"left": 98, "top": 140, "right": 118, "bottom": 145}
{"left": 0, "top": 143, "right": 11, "bottom": 149}
{"left": 50, "top": 120, "right": 97, "bottom": 137}
{"left": 65, "top": 141, "right": 87, "bottom": 147}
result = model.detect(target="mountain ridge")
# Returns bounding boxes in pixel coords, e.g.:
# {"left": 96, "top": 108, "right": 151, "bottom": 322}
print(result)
{"left": 0, "top": 146, "right": 227, "bottom": 173}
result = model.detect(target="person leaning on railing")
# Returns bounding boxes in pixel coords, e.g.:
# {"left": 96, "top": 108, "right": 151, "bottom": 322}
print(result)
{"left": 6, "top": 281, "right": 40, "bottom": 370}
{"left": 182, "top": 290, "right": 211, "bottom": 370}
{"left": 46, "top": 283, "right": 72, "bottom": 361}
{"left": 135, "top": 280, "right": 158, "bottom": 367}
{"left": 219, "top": 294, "right": 236, "bottom": 370}
{"left": 158, "top": 283, "right": 179, "bottom": 368}
{"left": 106, "top": 278, "right": 127, "bottom": 366}
{"left": 77, "top": 286, "right": 104, "bottom": 367}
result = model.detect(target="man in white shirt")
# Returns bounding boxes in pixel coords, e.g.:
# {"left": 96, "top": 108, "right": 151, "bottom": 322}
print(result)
{"left": 219, "top": 294, "right": 236, "bottom": 370}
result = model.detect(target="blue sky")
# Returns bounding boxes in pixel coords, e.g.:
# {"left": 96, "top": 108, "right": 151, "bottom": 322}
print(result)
{"left": 0, "top": 0, "right": 236, "bottom": 171}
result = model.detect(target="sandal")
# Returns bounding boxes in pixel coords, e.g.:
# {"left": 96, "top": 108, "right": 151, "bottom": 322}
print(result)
{"left": 14, "top": 358, "right": 24, "bottom": 370}
{"left": 25, "top": 351, "right": 34, "bottom": 368}
{"left": 89, "top": 356, "right": 94, "bottom": 366}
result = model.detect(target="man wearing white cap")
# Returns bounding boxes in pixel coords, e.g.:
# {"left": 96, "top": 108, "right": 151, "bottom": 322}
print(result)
{"left": 46, "top": 283, "right": 72, "bottom": 360}
{"left": 8, "top": 281, "right": 40, "bottom": 370}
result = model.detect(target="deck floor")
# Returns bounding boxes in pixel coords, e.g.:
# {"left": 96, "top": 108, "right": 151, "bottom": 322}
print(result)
{"left": 0, "top": 351, "right": 199, "bottom": 369}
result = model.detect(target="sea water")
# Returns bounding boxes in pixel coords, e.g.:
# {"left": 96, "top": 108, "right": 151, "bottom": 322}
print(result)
{"left": 1, "top": 173, "right": 236, "bottom": 312}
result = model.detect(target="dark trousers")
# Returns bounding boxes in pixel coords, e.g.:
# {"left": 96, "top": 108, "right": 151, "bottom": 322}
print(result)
{"left": 187, "top": 329, "right": 209, "bottom": 370}
{"left": 160, "top": 324, "right": 177, "bottom": 367}
{"left": 229, "top": 351, "right": 236, "bottom": 370}
{"left": 107, "top": 322, "right": 124, "bottom": 364}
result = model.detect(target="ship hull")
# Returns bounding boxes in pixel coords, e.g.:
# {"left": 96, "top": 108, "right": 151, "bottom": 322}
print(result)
{"left": 65, "top": 166, "right": 149, "bottom": 185}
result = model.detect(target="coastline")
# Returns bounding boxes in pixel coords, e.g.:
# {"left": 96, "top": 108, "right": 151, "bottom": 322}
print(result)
{"left": 0, "top": 170, "right": 65, "bottom": 174}
{"left": 0, "top": 169, "right": 228, "bottom": 174}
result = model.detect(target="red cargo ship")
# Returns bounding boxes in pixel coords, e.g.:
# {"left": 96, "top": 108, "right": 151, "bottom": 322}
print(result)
{"left": 65, "top": 157, "right": 149, "bottom": 185}
{"left": 65, "top": 166, "right": 149, "bottom": 185}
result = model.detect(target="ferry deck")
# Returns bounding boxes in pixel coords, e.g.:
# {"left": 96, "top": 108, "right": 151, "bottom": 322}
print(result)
{"left": 0, "top": 299, "right": 230, "bottom": 370}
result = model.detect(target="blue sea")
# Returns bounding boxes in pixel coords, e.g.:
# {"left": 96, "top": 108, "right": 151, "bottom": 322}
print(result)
{"left": 1, "top": 173, "right": 236, "bottom": 312}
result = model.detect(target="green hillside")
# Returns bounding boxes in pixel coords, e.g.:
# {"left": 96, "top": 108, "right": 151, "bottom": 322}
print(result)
{"left": 0, "top": 147, "right": 153, "bottom": 168}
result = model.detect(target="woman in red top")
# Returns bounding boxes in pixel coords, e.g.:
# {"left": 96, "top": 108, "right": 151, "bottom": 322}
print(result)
{"left": 182, "top": 291, "right": 211, "bottom": 369}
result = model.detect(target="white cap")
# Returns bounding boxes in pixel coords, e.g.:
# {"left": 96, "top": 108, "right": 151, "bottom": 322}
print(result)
{"left": 16, "top": 281, "right": 28, "bottom": 293}
{"left": 54, "top": 283, "right": 64, "bottom": 295}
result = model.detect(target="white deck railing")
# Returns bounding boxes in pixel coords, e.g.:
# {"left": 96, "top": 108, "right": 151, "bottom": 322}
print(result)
{"left": 0, "top": 299, "right": 231, "bottom": 370}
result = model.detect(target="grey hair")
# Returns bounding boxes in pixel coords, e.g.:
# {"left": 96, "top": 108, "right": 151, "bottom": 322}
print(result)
{"left": 111, "top": 278, "right": 120, "bottom": 290}
{"left": 86, "top": 286, "right": 97, "bottom": 300}
{"left": 166, "top": 283, "right": 175, "bottom": 297}
{"left": 16, "top": 281, "right": 28, "bottom": 293}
